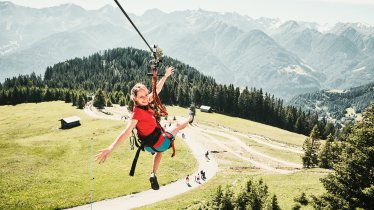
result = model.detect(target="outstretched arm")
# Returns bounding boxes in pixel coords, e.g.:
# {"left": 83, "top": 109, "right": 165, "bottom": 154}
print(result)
{"left": 156, "top": 66, "right": 175, "bottom": 94}
{"left": 95, "top": 119, "right": 138, "bottom": 164}
{"left": 147, "top": 66, "right": 174, "bottom": 102}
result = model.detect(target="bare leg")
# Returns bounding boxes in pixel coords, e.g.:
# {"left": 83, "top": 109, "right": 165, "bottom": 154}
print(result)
{"left": 150, "top": 152, "right": 162, "bottom": 190}
{"left": 171, "top": 116, "right": 193, "bottom": 137}
{"left": 152, "top": 152, "right": 163, "bottom": 174}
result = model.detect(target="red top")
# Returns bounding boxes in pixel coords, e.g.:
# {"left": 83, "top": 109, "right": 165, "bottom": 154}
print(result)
{"left": 131, "top": 106, "right": 157, "bottom": 137}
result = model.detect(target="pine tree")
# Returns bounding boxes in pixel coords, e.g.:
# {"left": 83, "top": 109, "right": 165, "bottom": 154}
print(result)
{"left": 318, "top": 133, "right": 340, "bottom": 169}
{"left": 322, "top": 122, "right": 335, "bottom": 139}
{"left": 293, "top": 192, "right": 308, "bottom": 206}
{"left": 119, "top": 96, "right": 127, "bottom": 106}
{"left": 314, "top": 102, "right": 374, "bottom": 209}
{"left": 219, "top": 186, "right": 234, "bottom": 210}
{"left": 106, "top": 99, "right": 112, "bottom": 107}
{"left": 291, "top": 203, "right": 301, "bottom": 210}
{"left": 294, "top": 117, "right": 303, "bottom": 133}
{"left": 72, "top": 92, "right": 77, "bottom": 106}
{"left": 235, "top": 190, "right": 250, "bottom": 209}
{"left": 77, "top": 93, "right": 86, "bottom": 109}
{"left": 44, "top": 88, "right": 53, "bottom": 101}
{"left": 302, "top": 125, "right": 321, "bottom": 168}
{"left": 211, "top": 185, "right": 224, "bottom": 209}
{"left": 93, "top": 89, "right": 106, "bottom": 109}
{"left": 191, "top": 86, "right": 201, "bottom": 106}
{"left": 64, "top": 91, "right": 72, "bottom": 103}
{"left": 267, "top": 195, "right": 281, "bottom": 210}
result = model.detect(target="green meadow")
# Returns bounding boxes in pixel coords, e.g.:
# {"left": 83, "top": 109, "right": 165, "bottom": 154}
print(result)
{"left": 0, "top": 102, "right": 328, "bottom": 209}
{"left": 138, "top": 169, "right": 327, "bottom": 210}
{"left": 139, "top": 106, "right": 327, "bottom": 210}
{"left": 0, "top": 101, "right": 197, "bottom": 210}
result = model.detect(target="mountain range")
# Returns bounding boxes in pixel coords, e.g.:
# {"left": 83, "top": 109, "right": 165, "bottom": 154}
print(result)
{"left": 1, "top": 1, "right": 374, "bottom": 99}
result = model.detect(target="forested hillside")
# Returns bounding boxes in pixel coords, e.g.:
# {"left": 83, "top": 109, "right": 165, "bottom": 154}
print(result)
{"left": 0, "top": 47, "right": 334, "bottom": 137}
{"left": 289, "top": 82, "right": 374, "bottom": 124}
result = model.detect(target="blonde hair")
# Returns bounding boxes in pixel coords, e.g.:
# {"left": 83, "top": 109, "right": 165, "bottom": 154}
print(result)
{"left": 130, "top": 83, "right": 149, "bottom": 101}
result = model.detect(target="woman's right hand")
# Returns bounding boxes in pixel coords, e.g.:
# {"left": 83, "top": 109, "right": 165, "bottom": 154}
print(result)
{"left": 95, "top": 148, "right": 112, "bottom": 164}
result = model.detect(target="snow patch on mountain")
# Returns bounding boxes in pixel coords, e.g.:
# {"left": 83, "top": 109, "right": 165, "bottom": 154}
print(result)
{"left": 317, "top": 23, "right": 334, "bottom": 33}
{"left": 352, "top": 66, "right": 366, "bottom": 72}
{"left": 326, "top": 89, "right": 346, "bottom": 93}
{"left": 280, "top": 65, "right": 308, "bottom": 75}
{"left": 0, "top": 41, "right": 19, "bottom": 55}
{"left": 300, "top": 62, "right": 318, "bottom": 72}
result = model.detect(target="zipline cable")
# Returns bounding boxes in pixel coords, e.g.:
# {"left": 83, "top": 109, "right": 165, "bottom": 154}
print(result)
{"left": 113, "top": 0, "right": 155, "bottom": 56}
{"left": 113, "top": 0, "right": 168, "bottom": 117}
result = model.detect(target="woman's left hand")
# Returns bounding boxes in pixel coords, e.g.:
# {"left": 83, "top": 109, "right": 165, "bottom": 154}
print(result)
{"left": 165, "top": 66, "right": 175, "bottom": 77}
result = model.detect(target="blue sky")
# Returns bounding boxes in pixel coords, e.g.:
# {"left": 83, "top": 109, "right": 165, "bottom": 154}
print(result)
{"left": 3, "top": 0, "right": 374, "bottom": 25}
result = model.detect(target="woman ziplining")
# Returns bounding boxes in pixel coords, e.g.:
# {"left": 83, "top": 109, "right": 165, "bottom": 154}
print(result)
{"left": 95, "top": 67, "right": 196, "bottom": 190}
{"left": 94, "top": 0, "right": 196, "bottom": 190}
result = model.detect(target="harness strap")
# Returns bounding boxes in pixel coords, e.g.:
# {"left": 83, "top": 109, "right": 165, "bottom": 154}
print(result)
{"left": 152, "top": 67, "right": 168, "bottom": 117}
{"left": 129, "top": 143, "right": 144, "bottom": 176}
{"left": 129, "top": 128, "right": 176, "bottom": 176}
{"left": 129, "top": 130, "right": 136, "bottom": 150}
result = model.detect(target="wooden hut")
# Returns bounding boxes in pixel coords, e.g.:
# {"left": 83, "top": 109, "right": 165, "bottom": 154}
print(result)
{"left": 200, "top": 105, "right": 213, "bottom": 113}
{"left": 60, "top": 116, "right": 81, "bottom": 129}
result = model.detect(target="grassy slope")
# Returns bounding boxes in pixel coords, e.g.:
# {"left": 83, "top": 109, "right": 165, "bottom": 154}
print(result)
{"left": 0, "top": 103, "right": 328, "bottom": 210}
{"left": 0, "top": 102, "right": 197, "bottom": 210}
{"left": 139, "top": 169, "right": 327, "bottom": 210}
{"left": 136, "top": 106, "right": 328, "bottom": 210}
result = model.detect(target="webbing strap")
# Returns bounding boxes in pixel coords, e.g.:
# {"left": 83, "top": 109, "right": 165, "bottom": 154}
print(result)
{"left": 152, "top": 67, "right": 168, "bottom": 118}
{"left": 129, "top": 130, "right": 136, "bottom": 150}
{"left": 129, "top": 144, "right": 143, "bottom": 176}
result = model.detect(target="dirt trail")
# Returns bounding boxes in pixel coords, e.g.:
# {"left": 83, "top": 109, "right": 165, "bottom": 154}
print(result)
{"left": 217, "top": 125, "right": 304, "bottom": 154}
{"left": 199, "top": 127, "right": 302, "bottom": 169}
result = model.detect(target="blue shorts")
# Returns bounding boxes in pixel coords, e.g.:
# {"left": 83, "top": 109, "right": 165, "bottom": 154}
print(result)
{"left": 144, "top": 131, "right": 175, "bottom": 153}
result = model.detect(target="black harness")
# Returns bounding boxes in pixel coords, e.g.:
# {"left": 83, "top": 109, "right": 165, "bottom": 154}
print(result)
{"left": 129, "top": 105, "right": 166, "bottom": 176}
{"left": 129, "top": 126, "right": 163, "bottom": 176}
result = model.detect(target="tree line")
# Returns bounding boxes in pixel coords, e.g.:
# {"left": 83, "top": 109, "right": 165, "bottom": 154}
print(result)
{"left": 200, "top": 102, "right": 373, "bottom": 209}
{"left": 195, "top": 178, "right": 317, "bottom": 210}
{"left": 197, "top": 179, "right": 281, "bottom": 210}
{"left": 290, "top": 82, "right": 374, "bottom": 121}
{"left": 0, "top": 47, "right": 335, "bottom": 137}
{"left": 0, "top": 73, "right": 87, "bottom": 109}
{"left": 300, "top": 102, "right": 374, "bottom": 209}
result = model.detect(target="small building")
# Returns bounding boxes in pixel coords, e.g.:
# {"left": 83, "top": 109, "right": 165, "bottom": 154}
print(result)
{"left": 60, "top": 116, "right": 81, "bottom": 129}
{"left": 200, "top": 105, "right": 213, "bottom": 113}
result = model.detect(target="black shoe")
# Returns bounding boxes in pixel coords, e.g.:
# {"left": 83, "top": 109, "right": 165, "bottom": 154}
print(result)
{"left": 149, "top": 175, "right": 160, "bottom": 190}
{"left": 188, "top": 105, "right": 196, "bottom": 124}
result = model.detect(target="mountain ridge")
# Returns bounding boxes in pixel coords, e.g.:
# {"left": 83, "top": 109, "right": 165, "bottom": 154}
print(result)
{"left": 1, "top": 1, "right": 374, "bottom": 99}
